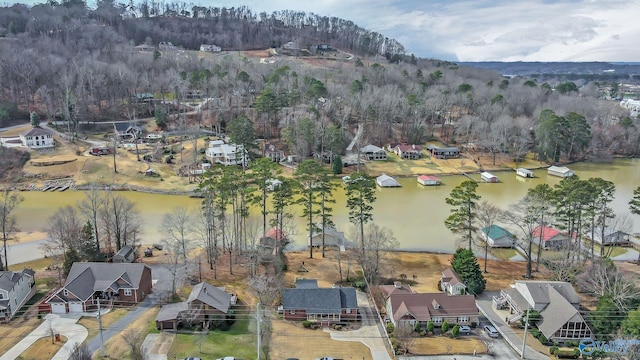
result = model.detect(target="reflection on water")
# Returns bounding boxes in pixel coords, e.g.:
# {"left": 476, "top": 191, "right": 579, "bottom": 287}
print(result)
{"left": 14, "top": 159, "right": 640, "bottom": 253}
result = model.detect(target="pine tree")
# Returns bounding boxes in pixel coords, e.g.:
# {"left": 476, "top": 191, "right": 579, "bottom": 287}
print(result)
{"left": 79, "top": 221, "right": 102, "bottom": 261}
{"left": 450, "top": 248, "right": 486, "bottom": 295}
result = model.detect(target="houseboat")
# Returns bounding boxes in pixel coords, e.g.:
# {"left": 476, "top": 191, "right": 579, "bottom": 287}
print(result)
{"left": 481, "top": 172, "right": 499, "bottom": 183}
{"left": 417, "top": 175, "right": 441, "bottom": 186}
{"left": 376, "top": 174, "right": 401, "bottom": 187}
{"left": 547, "top": 166, "right": 575, "bottom": 178}
{"left": 516, "top": 168, "right": 534, "bottom": 178}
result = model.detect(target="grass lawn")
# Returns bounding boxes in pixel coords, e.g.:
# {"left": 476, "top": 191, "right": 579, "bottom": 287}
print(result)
{"left": 491, "top": 248, "right": 518, "bottom": 260}
{"left": 78, "top": 308, "right": 129, "bottom": 340}
{"left": 167, "top": 319, "right": 257, "bottom": 360}
{"left": 410, "top": 335, "right": 486, "bottom": 355}
{"left": 0, "top": 317, "right": 42, "bottom": 357}
{"left": 9, "top": 257, "right": 55, "bottom": 272}
{"left": 93, "top": 307, "right": 159, "bottom": 360}
{"left": 17, "top": 335, "right": 67, "bottom": 360}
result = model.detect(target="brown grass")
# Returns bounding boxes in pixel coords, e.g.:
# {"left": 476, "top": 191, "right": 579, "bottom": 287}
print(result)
{"left": 269, "top": 320, "right": 373, "bottom": 360}
{"left": 410, "top": 336, "right": 487, "bottom": 355}
{"left": 18, "top": 335, "right": 67, "bottom": 360}
{"left": 92, "top": 307, "right": 159, "bottom": 360}
{"left": 77, "top": 308, "right": 129, "bottom": 341}
{"left": 0, "top": 317, "right": 42, "bottom": 357}
{"left": 0, "top": 124, "right": 31, "bottom": 137}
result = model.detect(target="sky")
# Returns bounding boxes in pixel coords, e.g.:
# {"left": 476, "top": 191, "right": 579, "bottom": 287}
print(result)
{"left": 13, "top": 0, "right": 640, "bottom": 61}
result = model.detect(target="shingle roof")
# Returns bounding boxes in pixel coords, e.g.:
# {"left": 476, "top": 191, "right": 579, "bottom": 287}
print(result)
{"left": 282, "top": 287, "right": 357, "bottom": 314}
{"left": 441, "top": 268, "right": 465, "bottom": 287}
{"left": 295, "top": 279, "right": 319, "bottom": 289}
{"left": 155, "top": 301, "right": 188, "bottom": 322}
{"left": 0, "top": 271, "right": 23, "bottom": 291}
{"left": 536, "top": 286, "right": 585, "bottom": 340}
{"left": 379, "top": 282, "right": 415, "bottom": 299}
{"left": 388, "top": 293, "right": 477, "bottom": 323}
{"left": 57, "top": 263, "right": 150, "bottom": 302}
{"left": 186, "top": 282, "right": 233, "bottom": 314}
{"left": 21, "top": 127, "right": 52, "bottom": 137}
{"left": 361, "top": 144, "right": 385, "bottom": 153}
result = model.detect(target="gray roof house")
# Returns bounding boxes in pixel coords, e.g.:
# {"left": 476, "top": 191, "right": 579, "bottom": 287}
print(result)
{"left": 308, "top": 225, "right": 348, "bottom": 250}
{"left": 282, "top": 279, "right": 358, "bottom": 324}
{"left": 113, "top": 245, "right": 136, "bottom": 263}
{"left": 114, "top": 123, "right": 143, "bottom": 140}
{"left": 493, "top": 281, "right": 592, "bottom": 341}
{"left": 440, "top": 268, "right": 466, "bottom": 295}
{"left": 156, "top": 282, "right": 237, "bottom": 330}
{"left": 360, "top": 144, "right": 387, "bottom": 160}
{"left": 44, "top": 262, "right": 152, "bottom": 314}
{"left": 0, "top": 269, "right": 36, "bottom": 323}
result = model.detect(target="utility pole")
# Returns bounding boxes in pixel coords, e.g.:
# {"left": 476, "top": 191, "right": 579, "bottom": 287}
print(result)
{"left": 112, "top": 123, "right": 118, "bottom": 174}
{"left": 521, "top": 307, "right": 530, "bottom": 359}
{"left": 97, "top": 298, "right": 105, "bottom": 357}
{"left": 256, "top": 303, "right": 261, "bottom": 360}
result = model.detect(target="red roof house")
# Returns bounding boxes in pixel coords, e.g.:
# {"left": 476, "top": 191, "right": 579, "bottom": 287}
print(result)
{"left": 532, "top": 226, "right": 570, "bottom": 250}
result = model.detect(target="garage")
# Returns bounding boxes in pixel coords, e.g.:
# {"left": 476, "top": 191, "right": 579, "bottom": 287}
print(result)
{"left": 50, "top": 303, "right": 67, "bottom": 314}
{"left": 69, "top": 302, "right": 84, "bottom": 313}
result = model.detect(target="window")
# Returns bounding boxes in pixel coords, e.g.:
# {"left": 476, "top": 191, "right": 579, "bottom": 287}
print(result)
{"left": 124, "top": 289, "right": 132, "bottom": 296}
{"left": 63, "top": 289, "right": 69, "bottom": 296}
{"left": 346, "top": 309, "right": 351, "bottom": 314}
{"left": 458, "top": 316, "right": 469, "bottom": 323}
{"left": 0, "top": 293, "right": 4, "bottom": 299}
{"left": 289, "top": 310, "right": 295, "bottom": 315}
{"left": 432, "top": 317, "right": 443, "bottom": 324}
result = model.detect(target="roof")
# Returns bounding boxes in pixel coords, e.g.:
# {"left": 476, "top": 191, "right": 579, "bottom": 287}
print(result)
{"left": 21, "top": 127, "right": 52, "bottom": 137}
{"left": 186, "top": 282, "right": 233, "bottom": 314}
{"left": 417, "top": 175, "right": 440, "bottom": 182}
{"left": 115, "top": 245, "right": 135, "bottom": 259}
{"left": 310, "top": 226, "right": 346, "bottom": 241}
{"left": 295, "top": 279, "right": 319, "bottom": 289}
{"left": 517, "top": 168, "right": 533, "bottom": 174}
{"left": 0, "top": 271, "right": 24, "bottom": 291}
{"left": 441, "top": 268, "right": 465, "bottom": 287}
{"left": 548, "top": 166, "right": 573, "bottom": 174}
{"left": 114, "top": 123, "right": 143, "bottom": 133}
{"left": 482, "top": 225, "right": 514, "bottom": 240}
{"left": 57, "top": 263, "right": 150, "bottom": 302}
{"left": 481, "top": 172, "right": 498, "bottom": 179}
{"left": 394, "top": 144, "right": 421, "bottom": 152}
{"left": 361, "top": 144, "right": 385, "bottom": 153}
{"left": 427, "top": 145, "right": 460, "bottom": 152}
{"left": 379, "top": 282, "right": 415, "bottom": 299}
{"left": 282, "top": 287, "right": 357, "bottom": 313}
{"left": 376, "top": 174, "right": 400, "bottom": 187}
{"left": 514, "top": 281, "right": 581, "bottom": 307}
{"left": 532, "top": 226, "right": 567, "bottom": 242}
{"left": 265, "top": 228, "right": 286, "bottom": 240}
{"left": 388, "top": 293, "right": 477, "bottom": 323}
{"left": 155, "top": 301, "right": 188, "bottom": 322}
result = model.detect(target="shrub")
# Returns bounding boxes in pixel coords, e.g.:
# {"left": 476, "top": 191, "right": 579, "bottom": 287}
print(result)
{"left": 414, "top": 322, "right": 421, "bottom": 332}
{"left": 470, "top": 321, "right": 477, "bottom": 329}
{"left": 426, "top": 321, "right": 434, "bottom": 333}
{"left": 550, "top": 346, "right": 559, "bottom": 355}
{"left": 302, "top": 320, "right": 312, "bottom": 329}
{"left": 555, "top": 349, "right": 580, "bottom": 359}
{"left": 451, "top": 325, "right": 460, "bottom": 338}
{"left": 386, "top": 322, "right": 395, "bottom": 334}
{"left": 441, "top": 321, "right": 449, "bottom": 333}
{"left": 537, "top": 333, "right": 548, "bottom": 344}
{"left": 530, "top": 328, "right": 540, "bottom": 338}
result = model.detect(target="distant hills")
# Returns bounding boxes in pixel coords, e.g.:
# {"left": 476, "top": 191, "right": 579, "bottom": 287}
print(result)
{"left": 458, "top": 62, "right": 640, "bottom": 79}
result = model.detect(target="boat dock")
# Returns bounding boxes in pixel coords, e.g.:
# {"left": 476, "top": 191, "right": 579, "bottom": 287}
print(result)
{"left": 41, "top": 179, "right": 75, "bottom": 191}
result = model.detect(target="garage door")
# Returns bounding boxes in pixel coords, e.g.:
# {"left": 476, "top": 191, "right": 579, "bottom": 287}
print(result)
{"left": 69, "top": 302, "right": 84, "bottom": 313}
{"left": 51, "top": 303, "right": 67, "bottom": 314}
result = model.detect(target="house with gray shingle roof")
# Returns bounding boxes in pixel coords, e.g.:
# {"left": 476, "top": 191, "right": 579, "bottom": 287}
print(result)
{"left": 43, "top": 262, "right": 152, "bottom": 314}
{"left": 493, "top": 281, "right": 592, "bottom": 341}
{"left": 386, "top": 292, "right": 478, "bottom": 329}
{"left": 282, "top": 279, "right": 358, "bottom": 325}
{"left": 156, "top": 282, "right": 237, "bottom": 330}
{"left": 440, "top": 268, "right": 466, "bottom": 295}
{"left": 20, "top": 127, "right": 55, "bottom": 149}
{"left": 0, "top": 269, "right": 36, "bottom": 323}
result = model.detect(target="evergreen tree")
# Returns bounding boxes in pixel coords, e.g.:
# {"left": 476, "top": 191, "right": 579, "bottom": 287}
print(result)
{"left": 63, "top": 247, "right": 81, "bottom": 276}
{"left": 630, "top": 186, "right": 640, "bottom": 215}
{"left": 331, "top": 155, "right": 343, "bottom": 174}
{"left": 30, "top": 111, "right": 40, "bottom": 127}
{"left": 79, "top": 220, "right": 102, "bottom": 261}
{"left": 345, "top": 172, "right": 376, "bottom": 257}
{"left": 590, "top": 296, "right": 623, "bottom": 341}
{"left": 444, "top": 180, "right": 480, "bottom": 249}
{"left": 622, "top": 305, "right": 640, "bottom": 336}
{"left": 450, "top": 248, "right": 486, "bottom": 295}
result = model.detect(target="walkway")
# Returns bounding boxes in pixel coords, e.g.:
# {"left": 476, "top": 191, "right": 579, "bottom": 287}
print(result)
{"left": 0, "top": 314, "right": 87, "bottom": 360}
{"left": 142, "top": 332, "right": 175, "bottom": 360}
{"left": 327, "top": 291, "right": 391, "bottom": 360}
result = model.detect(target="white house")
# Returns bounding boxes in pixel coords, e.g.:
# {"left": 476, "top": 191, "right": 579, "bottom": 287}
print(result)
{"left": 0, "top": 269, "right": 36, "bottom": 323}
{"left": 548, "top": 166, "right": 575, "bottom": 178}
{"left": 376, "top": 174, "right": 401, "bottom": 187}
{"left": 440, "top": 268, "right": 466, "bottom": 295}
{"left": 205, "top": 140, "right": 248, "bottom": 166}
{"left": 481, "top": 172, "right": 499, "bottom": 183}
{"left": 199, "top": 44, "right": 221, "bottom": 52}
{"left": 20, "top": 127, "right": 55, "bottom": 149}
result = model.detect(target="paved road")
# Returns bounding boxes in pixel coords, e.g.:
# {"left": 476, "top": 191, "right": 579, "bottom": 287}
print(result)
{"left": 476, "top": 292, "right": 550, "bottom": 360}
{"left": 327, "top": 291, "right": 392, "bottom": 360}
{"left": 86, "top": 263, "right": 193, "bottom": 356}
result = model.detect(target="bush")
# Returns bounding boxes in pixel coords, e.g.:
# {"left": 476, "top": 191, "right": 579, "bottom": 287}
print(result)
{"left": 537, "top": 333, "right": 548, "bottom": 344}
{"left": 555, "top": 349, "right": 580, "bottom": 359}
{"left": 414, "top": 322, "right": 421, "bottom": 332}
{"left": 550, "top": 346, "right": 559, "bottom": 355}
{"left": 530, "top": 328, "right": 540, "bottom": 338}
{"left": 386, "top": 322, "right": 395, "bottom": 334}
{"left": 451, "top": 325, "right": 460, "bottom": 338}
{"left": 426, "top": 321, "right": 434, "bottom": 333}
{"left": 470, "top": 321, "right": 477, "bottom": 328}
{"left": 302, "top": 320, "right": 312, "bottom": 329}
{"left": 441, "top": 321, "right": 449, "bottom": 333}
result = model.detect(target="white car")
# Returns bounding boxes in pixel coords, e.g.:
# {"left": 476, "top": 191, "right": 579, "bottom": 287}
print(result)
{"left": 458, "top": 325, "right": 471, "bottom": 334}
{"left": 216, "top": 357, "right": 236, "bottom": 360}
{"left": 484, "top": 325, "right": 499, "bottom": 338}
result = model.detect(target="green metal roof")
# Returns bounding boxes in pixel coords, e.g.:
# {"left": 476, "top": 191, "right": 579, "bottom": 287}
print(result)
{"left": 482, "top": 225, "right": 513, "bottom": 239}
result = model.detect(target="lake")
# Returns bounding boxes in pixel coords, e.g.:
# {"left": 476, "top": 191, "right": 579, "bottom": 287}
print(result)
{"left": 11, "top": 158, "right": 640, "bottom": 254}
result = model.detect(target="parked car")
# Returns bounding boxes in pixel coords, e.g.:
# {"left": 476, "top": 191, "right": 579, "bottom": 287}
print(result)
{"left": 215, "top": 357, "right": 236, "bottom": 360}
{"left": 458, "top": 325, "right": 471, "bottom": 334}
{"left": 182, "top": 357, "right": 201, "bottom": 360}
{"left": 484, "top": 325, "right": 499, "bottom": 338}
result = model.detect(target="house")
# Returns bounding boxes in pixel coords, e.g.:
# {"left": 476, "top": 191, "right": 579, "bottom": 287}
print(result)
{"left": 20, "top": 127, "right": 55, "bottom": 149}
{"left": 360, "top": 145, "right": 387, "bottom": 160}
{"left": 481, "top": 225, "right": 516, "bottom": 248}
{"left": 199, "top": 44, "right": 221, "bottom": 52}
{"left": 156, "top": 282, "right": 237, "bottom": 330}
{"left": 598, "top": 230, "right": 632, "bottom": 246}
{"left": 417, "top": 175, "right": 441, "bottom": 186}
{"left": 132, "top": 93, "right": 154, "bottom": 103}
{"left": 548, "top": 166, "right": 575, "bottom": 178}
{"left": 43, "top": 262, "right": 152, "bottom": 314}
{"left": 282, "top": 279, "right": 358, "bottom": 325}
{"left": 516, "top": 168, "right": 534, "bottom": 178}
{"left": 392, "top": 144, "right": 422, "bottom": 159}
{"left": 308, "top": 226, "right": 348, "bottom": 250}
{"left": 264, "top": 143, "right": 285, "bottom": 162}
{"left": 378, "top": 282, "right": 415, "bottom": 300}
{"left": 427, "top": 145, "right": 460, "bottom": 159}
{"left": 259, "top": 227, "right": 290, "bottom": 255}
{"left": 113, "top": 245, "right": 136, "bottom": 263}
{"left": 376, "top": 174, "right": 401, "bottom": 187}
{"left": 481, "top": 172, "right": 499, "bottom": 183}
{"left": 134, "top": 44, "right": 155, "bottom": 51}
{"left": 114, "top": 123, "right": 143, "bottom": 140}
{"left": 386, "top": 293, "right": 478, "bottom": 329}
{"left": 532, "top": 226, "right": 570, "bottom": 250}
{"left": 205, "top": 140, "right": 248, "bottom": 166}
{"left": 492, "top": 281, "right": 592, "bottom": 342}
{"left": 440, "top": 268, "right": 466, "bottom": 295}
{"left": 0, "top": 269, "right": 36, "bottom": 323}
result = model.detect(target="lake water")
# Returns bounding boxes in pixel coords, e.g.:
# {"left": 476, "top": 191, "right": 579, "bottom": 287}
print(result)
{"left": 12, "top": 159, "right": 640, "bottom": 253}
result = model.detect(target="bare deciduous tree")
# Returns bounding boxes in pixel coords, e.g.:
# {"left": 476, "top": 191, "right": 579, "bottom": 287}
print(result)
{"left": 78, "top": 183, "right": 105, "bottom": 253}
{"left": 359, "top": 223, "right": 398, "bottom": 284}
{"left": 69, "top": 342, "right": 91, "bottom": 360}
{"left": 0, "top": 189, "right": 23, "bottom": 270}
{"left": 162, "top": 206, "right": 194, "bottom": 264}
{"left": 475, "top": 201, "right": 501, "bottom": 273}
{"left": 576, "top": 259, "right": 640, "bottom": 312}
{"left": 44, "top": 205, "right": 82, "bottom": 259}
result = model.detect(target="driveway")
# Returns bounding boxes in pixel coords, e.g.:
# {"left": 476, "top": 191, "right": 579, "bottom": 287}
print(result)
{"left": 476, "top": 292, "right": 550, "bottom": 360}
{"left": 0, "top": 314, "right": 87, "bottom": 360}
{"left": 327, "top": 291, "right": 392, "bottom": 360}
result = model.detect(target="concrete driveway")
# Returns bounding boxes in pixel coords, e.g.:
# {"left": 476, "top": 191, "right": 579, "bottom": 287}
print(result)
{"left": 327, "top": 291, "right": 392, "bottom": 360}
{"left": 0, "top": 314, "right": 88, "bottom": 360}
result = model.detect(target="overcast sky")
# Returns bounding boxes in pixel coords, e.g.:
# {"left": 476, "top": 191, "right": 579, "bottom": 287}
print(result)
{"left": 203, "top": 0, "right": 640, "bottom": 62}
